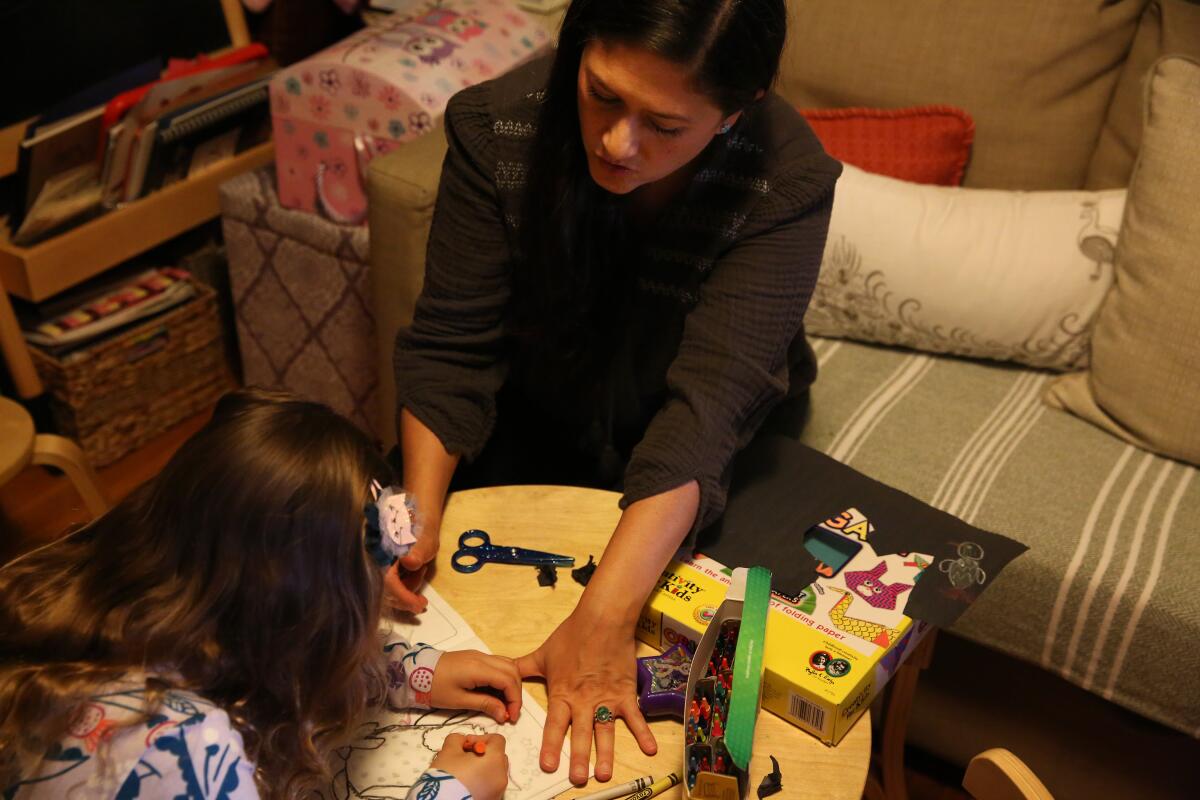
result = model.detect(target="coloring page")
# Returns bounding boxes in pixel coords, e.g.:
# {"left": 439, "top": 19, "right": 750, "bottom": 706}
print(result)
{"left": 386, "top": 584, "right": 473, "bottom": 651}
{"left": 319, "top": 588, "right": 573, "bottom": 799}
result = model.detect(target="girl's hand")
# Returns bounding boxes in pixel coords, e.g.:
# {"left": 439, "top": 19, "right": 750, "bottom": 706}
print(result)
{"left": 430, "top": 650, "right": 523, "bottom": 724}
{"left": 431, "top": 733, "right": 509, "bottom": 800}
{"left": 516, "top": 611, "right": 657, "bottom": 785}
{"left": 385, "top": 525, "right": 440, "bottom": 614}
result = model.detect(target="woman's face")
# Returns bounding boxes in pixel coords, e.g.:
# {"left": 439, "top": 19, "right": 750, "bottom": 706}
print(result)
{"left": 577, "top": 40, "right": 736, "bottom": 195}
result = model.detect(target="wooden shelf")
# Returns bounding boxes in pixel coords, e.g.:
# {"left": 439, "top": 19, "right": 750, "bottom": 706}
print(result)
{"left": 0, "top": 118, "right": 34, "bottom": 178}
{"left": 0, "top": 141, "right": 274, "bottom": 303}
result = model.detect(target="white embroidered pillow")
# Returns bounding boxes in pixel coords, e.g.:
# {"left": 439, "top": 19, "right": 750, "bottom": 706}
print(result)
{"left": 805, "top": 164, "right": 1125, "bottom": 370}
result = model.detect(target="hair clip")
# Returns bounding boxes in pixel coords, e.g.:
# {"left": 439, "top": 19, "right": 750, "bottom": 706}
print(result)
{"left": 363, "top": 480, "right": 418, "bottom": 567}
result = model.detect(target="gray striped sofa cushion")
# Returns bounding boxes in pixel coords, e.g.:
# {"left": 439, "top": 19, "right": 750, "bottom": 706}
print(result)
{"left": 802, "top": 336, "right": 1200, "bottom": 736}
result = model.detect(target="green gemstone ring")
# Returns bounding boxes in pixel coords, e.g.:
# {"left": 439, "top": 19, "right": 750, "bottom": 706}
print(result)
{"left": 593, "top": 706, "right": 614, "bottom": 724}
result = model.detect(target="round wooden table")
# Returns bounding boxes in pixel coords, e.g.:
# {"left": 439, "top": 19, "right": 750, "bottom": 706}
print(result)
{"left": 432, "top": 485, "right": 872, "bottom": 800}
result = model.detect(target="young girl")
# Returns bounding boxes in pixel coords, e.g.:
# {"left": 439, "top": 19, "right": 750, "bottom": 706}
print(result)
{"left": 0, "top": 389, "right": 518, "bottom": 799}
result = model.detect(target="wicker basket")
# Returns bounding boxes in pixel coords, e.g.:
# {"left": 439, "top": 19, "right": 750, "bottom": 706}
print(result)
{"left": 31, "top": 283, "right": 237, "bottom": 466}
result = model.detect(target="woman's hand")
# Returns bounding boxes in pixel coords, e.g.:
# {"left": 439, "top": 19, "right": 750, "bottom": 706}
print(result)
{"left": 431, "top": 733, "right": 509, "bottom": 800}
{"left": 430, "top": 650, "right": 523, "bottom": 724}
{"left": 385, "top": 532, "right": 439, "bottom": 614}
{"left": 516, "top": 481, "right": 699, "bottom": 785}
{"left": 390, "top": 408, "right": 460, "bottom": 614}
{"left": 516, "top": 610, "right": 657, "bottom": 785}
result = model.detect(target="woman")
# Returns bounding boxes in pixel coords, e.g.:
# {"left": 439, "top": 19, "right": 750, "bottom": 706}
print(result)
{"left": 0, "top": 390, "right": 516, "bottom": 800}
{"left": 389, "top": 0, "right": 840, "bottom": 786}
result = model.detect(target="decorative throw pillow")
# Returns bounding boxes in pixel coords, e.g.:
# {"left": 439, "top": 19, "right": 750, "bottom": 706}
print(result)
{"left": 1044, "top": 56, "right": 1200, "bottom": 465}
{"left": 800, "top": 106, "right": 975, "bottom": 186}
{"left": 805, "top": 164, "right": 1125, "bottom": 370}
{"left": 776, "top": 0, "right": 1145, "bottom": 190}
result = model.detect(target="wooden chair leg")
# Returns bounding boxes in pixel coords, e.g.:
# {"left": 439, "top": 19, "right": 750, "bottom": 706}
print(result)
{"left": 963, "top": 748, "right": 1055, "bottom": 800}
{"left": 876, "top": 629, "right": 938, "bottom": 800}
{"left": 0, "top": 283, "right": 43, "bottom": 399}
{"left": 31, "top": 434, "right": 109, "bottom": 518}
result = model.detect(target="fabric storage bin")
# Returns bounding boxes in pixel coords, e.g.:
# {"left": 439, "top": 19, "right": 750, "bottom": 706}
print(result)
{"left": 30, "top": 283, "right": 237, "bottom": 467}
{"left": 269, "top": 0, "right": 551, "bottom": 222}
{"left": 220, "top": 166, "right": 379, "bottom": 438}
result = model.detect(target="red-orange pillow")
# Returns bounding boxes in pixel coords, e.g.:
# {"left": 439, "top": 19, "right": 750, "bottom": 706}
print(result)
{"left": 800, "top": 106, "right": 975, "bottom": 186}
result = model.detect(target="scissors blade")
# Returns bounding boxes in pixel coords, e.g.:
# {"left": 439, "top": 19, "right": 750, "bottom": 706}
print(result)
{"left": 487, "top": 545, "right": 575, "bottom": 568}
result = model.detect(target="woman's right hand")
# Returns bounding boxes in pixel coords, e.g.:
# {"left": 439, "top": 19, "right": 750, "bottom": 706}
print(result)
{"left": 390, "top": 408, "right": 460, "bottom": 614}
{"left": 385, "top": 529, "right": 439, "bottom": 614}
{"left": 431, "top": 733, "right": 509, "bottom": 800}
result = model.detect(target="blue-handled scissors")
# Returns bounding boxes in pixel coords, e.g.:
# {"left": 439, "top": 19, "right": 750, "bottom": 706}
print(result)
{"left": 451, "top": 529, "right": 575, "bottom": 573}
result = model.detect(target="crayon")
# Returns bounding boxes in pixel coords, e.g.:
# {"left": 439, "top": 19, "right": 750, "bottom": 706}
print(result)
{"left": 627, "top": 772, "right": 681, "bottom": 799}
{"left": 575, "top": 775, "right": 654, "bottom": 800}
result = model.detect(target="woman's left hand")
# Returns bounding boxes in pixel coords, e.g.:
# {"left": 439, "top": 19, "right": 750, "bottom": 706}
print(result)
{"left": 516, "top": 482, "right": 698, "bottom": 785}
{"left": 516, "top": 609, "right": 657, "bottom": 785}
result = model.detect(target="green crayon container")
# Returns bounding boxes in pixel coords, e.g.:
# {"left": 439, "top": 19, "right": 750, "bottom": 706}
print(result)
{"left": 682, "top": 566, "right": 771, "bottom": 800}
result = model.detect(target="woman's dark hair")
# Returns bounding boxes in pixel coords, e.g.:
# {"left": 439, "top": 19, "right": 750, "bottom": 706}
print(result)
{"left": 513, "top": 0, "right": 787, "bottom": 364}
{"left": 0, "top": 389, "right": 392, "bottom": 798}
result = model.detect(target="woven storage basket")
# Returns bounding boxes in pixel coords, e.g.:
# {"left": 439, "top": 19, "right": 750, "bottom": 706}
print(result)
{"left": 31, "top": 283, "right": 236, "bottom": 466}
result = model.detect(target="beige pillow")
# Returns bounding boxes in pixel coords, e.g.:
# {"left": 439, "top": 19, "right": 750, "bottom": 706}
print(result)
{"left": 1086, "top": 0, "right": 1200, "bottom": 190}
{"left": 1045, "top": 56, "right": 1200, "bottom": 465}
{"left": 805, "top": 164, "right": 1125, "bottom": 370}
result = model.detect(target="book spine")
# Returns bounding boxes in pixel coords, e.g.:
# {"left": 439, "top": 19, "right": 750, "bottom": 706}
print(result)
{"left": 161, "top": 86, "right": 269, "bottom": 143}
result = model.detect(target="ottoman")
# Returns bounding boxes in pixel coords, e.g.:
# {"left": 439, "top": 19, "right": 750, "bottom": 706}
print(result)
{"left": 220, "top": 166, "right": 379, "bottom": 437}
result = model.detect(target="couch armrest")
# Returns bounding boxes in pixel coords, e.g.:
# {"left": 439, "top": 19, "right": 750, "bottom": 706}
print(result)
{"left": 366, "top": 125, "right": 449, "bottom": 448}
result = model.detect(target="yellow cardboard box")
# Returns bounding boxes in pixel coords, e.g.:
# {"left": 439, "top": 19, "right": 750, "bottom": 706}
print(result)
{"left": 637, "top": 508, "right": 933, "bottom": 745}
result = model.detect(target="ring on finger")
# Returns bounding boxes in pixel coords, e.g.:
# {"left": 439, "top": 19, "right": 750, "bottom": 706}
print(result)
{"left": 593, "top": 705, "right": 615, "bottom": 724}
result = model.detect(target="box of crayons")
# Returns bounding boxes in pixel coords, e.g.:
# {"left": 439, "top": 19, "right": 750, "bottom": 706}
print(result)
{"left": 638, "top": 508, "right": 934, "bottom": 746}
{"left": 682, "top": 566, "right": 771, "bottom": 800}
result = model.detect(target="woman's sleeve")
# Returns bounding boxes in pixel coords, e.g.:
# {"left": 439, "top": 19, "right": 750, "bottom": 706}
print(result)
{"left": 384, "top": 638, "right": 445, "bottom": 710}
{"left": 393, "top": 85, "right": 513, "bottom": 460}
{"left": 621, "top": 164, "right": 839, "bottom": 538}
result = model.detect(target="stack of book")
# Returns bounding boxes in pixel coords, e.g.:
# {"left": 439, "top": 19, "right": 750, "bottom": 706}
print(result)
{"left": 12, "top": 44, "right": 275, "bottom": 245}
{"left": 20, "top": 267, "right": 198, "bottom": 357}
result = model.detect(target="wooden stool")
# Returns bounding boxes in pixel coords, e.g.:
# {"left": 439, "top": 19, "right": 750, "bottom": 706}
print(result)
{"left": 0, "top": 396, "right": 108, "bottom": 518}
{"left": 0, "top": 282, "right": 43, "bottom": 399}
{"left": 963, "top": 749, "right": 1054, "bottom": 800}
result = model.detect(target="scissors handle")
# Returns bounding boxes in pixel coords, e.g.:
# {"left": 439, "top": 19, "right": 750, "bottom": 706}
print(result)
{"left": 451, "top": 549, "right": 484, "bottom": 572}
{"left": 451, "top": 529, "right": 491, "bottom": 573}
{"left": 458, "top": 529, "right": 490, "bottom": 548}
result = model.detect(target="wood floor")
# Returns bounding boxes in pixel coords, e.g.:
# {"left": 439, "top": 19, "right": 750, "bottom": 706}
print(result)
{"left": 0, "top": 408, "right": 212, "bottom": 563}
{"left": 0, "top": 408, "right": 972, "bottom": 800}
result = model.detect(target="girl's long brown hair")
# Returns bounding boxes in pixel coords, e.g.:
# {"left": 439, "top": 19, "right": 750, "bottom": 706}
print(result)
{"left": 0, "top": 389, "right": 392, "bottom": 797}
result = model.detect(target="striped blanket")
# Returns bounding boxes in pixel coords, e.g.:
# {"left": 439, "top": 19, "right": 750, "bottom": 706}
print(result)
{"left": 802, "top": 336, "right": 1200, "bottom": 736}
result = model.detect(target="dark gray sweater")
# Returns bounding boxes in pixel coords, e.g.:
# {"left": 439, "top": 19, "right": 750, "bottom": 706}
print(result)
{"left": 394, "top": 57, "right": 841, "bottom": 533}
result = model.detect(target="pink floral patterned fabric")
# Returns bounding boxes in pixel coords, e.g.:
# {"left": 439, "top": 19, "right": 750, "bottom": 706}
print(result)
{"left": 270, "top": 0, "right": 551, "bottom": 222}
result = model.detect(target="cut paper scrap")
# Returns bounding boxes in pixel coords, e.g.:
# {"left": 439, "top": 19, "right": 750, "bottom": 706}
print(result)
{"left": 826, "top": 587, "right": 905, "bottom": 648}
{"left": 319, "top": 586, "right": 573, "bottom": 800}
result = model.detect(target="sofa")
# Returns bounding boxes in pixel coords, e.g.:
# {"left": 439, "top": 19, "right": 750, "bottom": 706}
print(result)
{"left": 365, "top": 2, "right": 1200, "bottom": 796}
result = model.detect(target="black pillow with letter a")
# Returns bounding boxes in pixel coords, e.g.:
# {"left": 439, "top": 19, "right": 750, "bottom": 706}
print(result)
{"left": 697, "top": 440, "right": 1028, "bottom": 628}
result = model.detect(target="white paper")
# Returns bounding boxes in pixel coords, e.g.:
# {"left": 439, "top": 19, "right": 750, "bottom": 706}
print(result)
{"left": 319, "top": 586, "right": 573, "bottom": 799}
